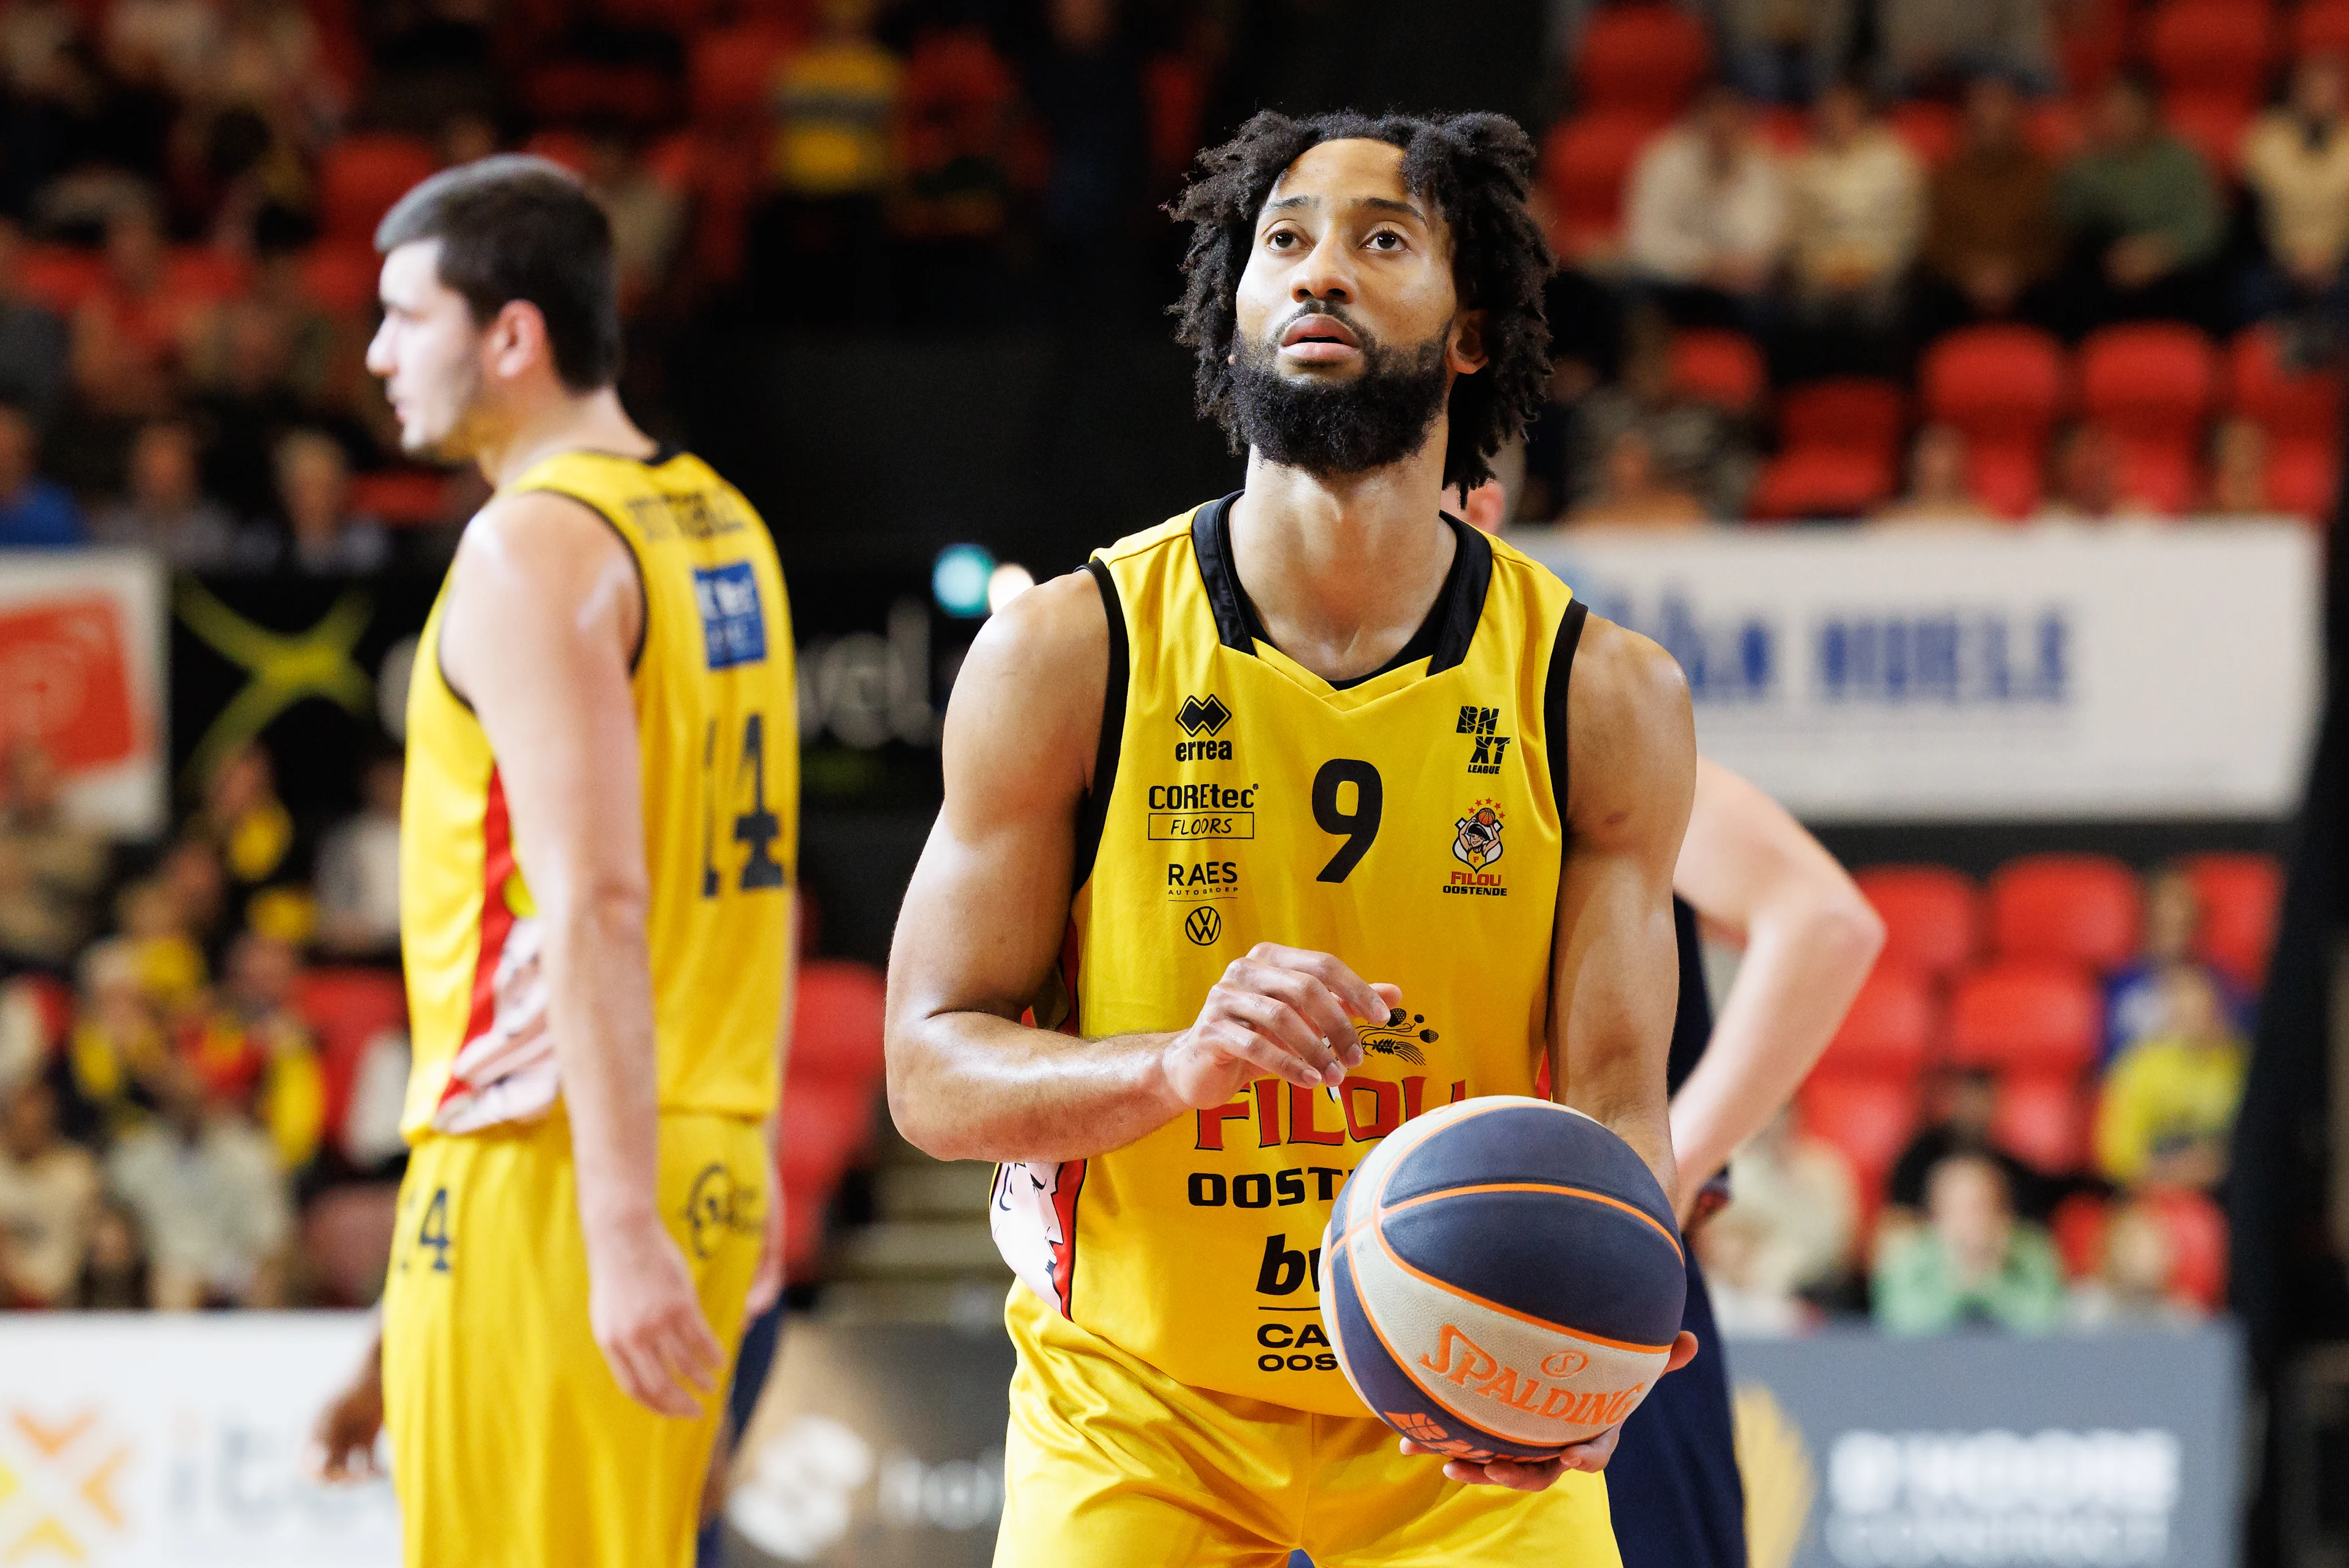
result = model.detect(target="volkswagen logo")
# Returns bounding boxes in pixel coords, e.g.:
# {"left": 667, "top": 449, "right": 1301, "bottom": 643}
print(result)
{"left": 1184, "top": 905, "right": 1222, "bottom": 945}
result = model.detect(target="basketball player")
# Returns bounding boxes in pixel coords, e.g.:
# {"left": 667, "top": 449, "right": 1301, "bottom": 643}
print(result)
{"left": 888, "top": 111, "right": 1699, "bottom": 1564}
{"left": 306, "top": 157, "right": 796, "bottom": 1568}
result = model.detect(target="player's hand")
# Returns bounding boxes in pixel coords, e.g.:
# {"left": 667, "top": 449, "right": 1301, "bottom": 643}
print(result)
{"left": 587, "top": 1220, "right": 726, "bottom": 1418}
{"left": 1160, "top": 943, "right": 1401, "bottom": 1109}
{"left": 307, "top": 1334, "right": 385, "bottom": 1483}
{"left": 744, "top": 1179, "right": 787, "bottom": 1317}
{"left": 1404, "top": 1331, "right": 1701, "bottom": 1490}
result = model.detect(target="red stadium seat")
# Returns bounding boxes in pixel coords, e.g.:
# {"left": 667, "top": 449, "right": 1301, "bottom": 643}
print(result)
{"left": 1857, "top": 864, "right": 1981, "bottom": 980}
{"left": 1779, "top": 377, "right": 1909, "bottom": 458}
{"left": 1992, "top": 1069, "right": 2091, "bottom": 1173}
{"left": 1816, "top": 963, "right": 1936, "bottom": 1077}
{"left": 522, "top": 62, "right": 675, "bottom": 127}
{"left": 2050, "top": 1191, "right": 2111, "bottom": 1279}
{"left": 2143, "top": 1187, "right": 2227, "bottom": 1309}
{"left": 1948, "top": 959, "right": 2101, "bottom": 1075}
{"left": 2025, "top": 101, "right": 2087, "bottom": 160}
{"left": 521, "top": 128, "right": 590, "bottom": 176}
{"left": 298, "top": 239, "right": 380, "bottom": 317}
{"left": 319, "top": 134, "right": 440, "bottom": 242}
{"left": 1541, "top": 111, "right": 1659, "bottom": 259}
{"left": 790, "top": 959, "right": 888, "bottom": 1087}
{"left": 2181, "top": 852, "right": 2284, "bottom": 989}
{"left": 15, "top": 245, "right": 104, "bottom": 313}
{"left": 294, "top": 967, "right": 409, "bottom": 1141}
{"left": 1668, "top": 329, "right": 1767, "bottom": 412}
{"left": 1923, "top": 325, "right": 2068, "bottom": 443}
{"left": 2266, "top": 441, "right": 2339, "bottom": 521}
{"left": 2161, "top": 95, "right": 2252, "bottom": 183}
{"left": 2059, "top": 0, "right": 2132, "bottom": 95}
{"left": 1756, "top": 105, "right": 1810, "bottom": 155}
{"left": 1574, "top": 4, "right": 1710, "bottom": 120}
{"left": 349, "top": 469, "right": 455, "bottom": 526}
{"left": 1967, "top": 443, "right": 2047, "bottom": 518}
{"left": 2107, "top": 431, "right": 2200, "bottom": 515}
{"left": 2080, "top": 324, "right": 2218, "bottom": 442}
{"left": 1888, "top": 101, "right": 1960, "bottom": 166}
{"left": 1748, "top": 447, "right": 1898, "bottom": 520}
{"left": 2143, "top": 1, "right": 2275, "bottom": 108}
{"left": 165, "top": 247, "right": 251, "bottom": 303}
{"left": 2295, "top": 0, "right": 2349, "bottom": 58}
{"left": 1990, "top": 853, "right": 2144, "bottom": 970}
{"left": 690, "top": 23, "right": 794, "bottom": 122}
{"left": 1797, "top": 1072, "right": 1918, "bottom": 1194}
{"left": 2230, "top": 326, "right": 2342, "bottom": 442}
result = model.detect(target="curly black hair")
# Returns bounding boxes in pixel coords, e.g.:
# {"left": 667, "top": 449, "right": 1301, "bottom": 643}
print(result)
{"left": 1169, "top": 110, "right": 1554, "bottom": 493}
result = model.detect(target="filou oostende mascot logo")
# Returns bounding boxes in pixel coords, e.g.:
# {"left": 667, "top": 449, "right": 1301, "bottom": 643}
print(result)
{"left": 1452, "top": 803, "right": 1504, "bottom": 872}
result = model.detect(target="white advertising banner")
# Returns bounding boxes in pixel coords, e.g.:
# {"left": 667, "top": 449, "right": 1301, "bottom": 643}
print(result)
{"left": 0, "top": 1312, "right": 396, "bottom": 1566}
{"left": 1515, "top": 521, "right": 2322, "bottom": 822}
{"left": 0, "top": 549, "right": 167, "bottom": 836}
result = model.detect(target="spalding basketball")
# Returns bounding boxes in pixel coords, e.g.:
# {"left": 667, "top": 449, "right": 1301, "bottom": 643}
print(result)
{"left": 1319, "top": 1095, "right": 1686, "bottom": 1462}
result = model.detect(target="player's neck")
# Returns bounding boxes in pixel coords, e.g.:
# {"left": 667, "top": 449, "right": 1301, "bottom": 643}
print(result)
{"left": 471, "top": 386, "right": 655, "bottom": 490}
{"left": 1228, "top": 442, "right": 1457, "bottom": 683}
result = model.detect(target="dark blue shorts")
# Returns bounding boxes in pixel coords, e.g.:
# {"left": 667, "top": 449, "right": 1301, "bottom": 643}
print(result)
{"left": 1605, "top": 1248, "right": 1745, "bottom": 1568}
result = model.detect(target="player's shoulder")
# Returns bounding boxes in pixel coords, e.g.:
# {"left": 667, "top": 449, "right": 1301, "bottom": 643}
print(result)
{"left": 957, "top": 568, "right": 1109, "bottom": 708}
{"left": 1480, "top": 527, "right": 1575, "bottom": 600}
{"left": 1093, "top": 508, "right": 1206, "bottom": 570}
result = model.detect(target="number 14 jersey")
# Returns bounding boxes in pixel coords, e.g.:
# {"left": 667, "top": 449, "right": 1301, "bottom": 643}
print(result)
{"left": 990, "top": 493, "right": 1587, "bottom": 1416}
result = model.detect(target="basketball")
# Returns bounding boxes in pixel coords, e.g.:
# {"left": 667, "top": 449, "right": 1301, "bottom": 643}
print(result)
{"left": 1320, "top": 1095, "right": 1687, "bottom": 1462}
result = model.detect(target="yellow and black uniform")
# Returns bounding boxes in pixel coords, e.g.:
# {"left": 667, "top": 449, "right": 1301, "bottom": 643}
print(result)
{"left": 383, "top": 447, "right": 795, "bottom": 1568}
{"left": 989, "top": 496, "right": 1616, "bottom": 1564}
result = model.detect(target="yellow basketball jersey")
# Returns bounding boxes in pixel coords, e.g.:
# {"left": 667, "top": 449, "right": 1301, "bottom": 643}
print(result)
{"left": 398, "top": 447, "right": 797, "bottom": 1142}
{"left": 990, "top": 495, "right": 1588, "bottom": 1416}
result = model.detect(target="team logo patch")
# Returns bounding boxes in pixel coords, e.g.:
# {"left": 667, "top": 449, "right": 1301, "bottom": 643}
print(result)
{"left": 1177, "top": 694, "right": 1232, "bottom": 735}
{"left": 1357, "top": 1007, "right": 1439, "bottom": 1064}
{"left": 1185, "top": 905, "right": 1223, "bottom": 945}
{"left": 691, "top": 562, "right": 768, "bottom": 669}
{"left": 1453, "top": 803, "right": 1504, "bottom": 870}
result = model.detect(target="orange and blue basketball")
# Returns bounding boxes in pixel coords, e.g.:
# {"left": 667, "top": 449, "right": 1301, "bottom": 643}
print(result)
{"left": 1319, "top": 1096, "right": 1687, "bottom": 1462}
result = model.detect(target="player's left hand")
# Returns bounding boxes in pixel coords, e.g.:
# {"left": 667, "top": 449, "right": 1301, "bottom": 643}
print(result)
{"left": 1403, "top": 1330, "right": 1700, "bottom": 1490}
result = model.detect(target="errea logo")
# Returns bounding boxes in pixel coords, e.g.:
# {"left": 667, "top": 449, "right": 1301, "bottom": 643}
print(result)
{"left": 1176, "top": 694, "right": 1234, "bottom": 760}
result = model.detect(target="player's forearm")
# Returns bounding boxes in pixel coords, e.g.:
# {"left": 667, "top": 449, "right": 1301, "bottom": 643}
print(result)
{"left": 543, "top": 883, "right": 666, "bottom": 1239}
{"left": 1668, "top": 889, "right": 1882, "bottom": 1207}
{"left": 888, "top": 1011, "right": 1188, "bottom": 1165}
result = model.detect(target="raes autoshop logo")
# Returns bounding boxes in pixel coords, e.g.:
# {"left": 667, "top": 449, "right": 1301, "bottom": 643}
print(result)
{"left": 1445, "top": 801, "right": 1508, "bottom": 896}
{"left": 1175, "top": 693, "right": 1233, "bottom": 760}
{"left": 1357, "top": 1008, "right": 1439, "bottom": 1065}
{"left": 1456, "top": 705, "right": 1512, "bottom": 776}
{"left": 1167, "top": 858, "right": 1240, "bottom": 902}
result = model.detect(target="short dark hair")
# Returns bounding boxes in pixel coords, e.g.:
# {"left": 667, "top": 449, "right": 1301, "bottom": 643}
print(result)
{"left": 375, "top": 155, "right": 622, "bottom": 393}
{"left": 1169, "top": 110, "right": 1554, "bottom": 492}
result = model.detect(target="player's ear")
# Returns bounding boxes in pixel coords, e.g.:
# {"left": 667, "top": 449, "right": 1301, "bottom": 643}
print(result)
{"left": 1449, "top": 310, "right": 1488, "bottom": 376}
{"left": 486, "top": 299, "right": 549, "bottom": 382}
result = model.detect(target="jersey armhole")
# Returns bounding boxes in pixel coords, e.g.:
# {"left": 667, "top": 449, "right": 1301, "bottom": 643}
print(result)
{"left": 1071, "top": 560, "right": 1129, "bottom": 893}
{"left": 1543, "top": 598, "right": 1590, "bottom": 833}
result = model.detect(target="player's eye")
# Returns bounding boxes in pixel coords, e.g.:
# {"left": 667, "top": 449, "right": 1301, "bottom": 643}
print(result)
{"left": 1265, "top": 228, "right": 1299, "bottom": 249}
{"left": 1367, "top": 230, "right": 1406, "bottom": 251}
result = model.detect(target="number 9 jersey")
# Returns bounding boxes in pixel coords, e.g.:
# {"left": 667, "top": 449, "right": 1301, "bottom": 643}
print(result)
{"left": 990, "top": 493, "right": 1587, "bottom": 1416}
{"left": 396, "top": 447, "right": 797, "bottom": 1142}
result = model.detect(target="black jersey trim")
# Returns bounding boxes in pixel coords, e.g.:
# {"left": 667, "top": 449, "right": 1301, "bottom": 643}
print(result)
{"left": 1190, "top": 493, "right": 1256, "bottom": 652}
{"left": 646, "top": 440, "right": 684, "bottom": 466}
{"left": 1544, "top": 598, "right": 1590, "bottom": 824}
{"left": 1427, "top": 516, "right": 1494, "bottom": 676}
{"left": 1071, "top": 559, "right": 1128, "bottom": 893}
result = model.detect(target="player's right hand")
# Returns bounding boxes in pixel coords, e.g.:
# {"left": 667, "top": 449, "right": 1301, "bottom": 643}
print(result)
{"left": 586, "top": 1221, "right": 727, "bottom": 1418}
{"left": 1160, "top": 943, "right": 1401, "bottom": 1109}
{"left": 306, "top": 1334, "right": 385, "bottom": 1484}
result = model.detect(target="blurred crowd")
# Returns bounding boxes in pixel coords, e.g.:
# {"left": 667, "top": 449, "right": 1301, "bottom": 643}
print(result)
{"left": 0, "top": 737, "right": 407, "bottom": 1309}
{"left": 1697, "top": 861, "right": 2252, "bottom": 1337}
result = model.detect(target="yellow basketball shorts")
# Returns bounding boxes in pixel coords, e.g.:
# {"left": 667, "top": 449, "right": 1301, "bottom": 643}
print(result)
{"left": 380, "top": 1109, "right": 766, "bottom": 1568}
{"left": 995, "top": 1282, "right": 1620, "bottom": 1567}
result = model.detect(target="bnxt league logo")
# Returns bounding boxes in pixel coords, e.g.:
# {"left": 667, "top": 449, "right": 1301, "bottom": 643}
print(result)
{"left": 1176, "top": 695, "right": 1231, "bottom": 736}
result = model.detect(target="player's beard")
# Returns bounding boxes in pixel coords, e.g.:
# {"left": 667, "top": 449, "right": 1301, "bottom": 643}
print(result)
{"left": 401, "top": 351, "right": 488, "bottom": 463}
{"left": 1228, "top": 314, "right": 1452, "bottom": 478}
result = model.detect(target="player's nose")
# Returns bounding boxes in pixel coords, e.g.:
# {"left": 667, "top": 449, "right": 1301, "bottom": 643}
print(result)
{"left": 1288, "top": 232, "right": 1354, "bottom": 304}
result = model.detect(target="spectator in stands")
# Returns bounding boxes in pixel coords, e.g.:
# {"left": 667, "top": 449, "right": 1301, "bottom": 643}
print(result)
{"left": 755, "top": 0, "right": 901, "bottom": 323}
{"left": 1624, "top": 86, "right": 1787, "bottom": 328}
{"left": 0, "top": 219, "right": 67, "bottom": 418}
{"left": 2095, "top": 965, "right": 2246, "bottom": 1191}
{"left": 113, "top": 879, "right": 206, "bottom": 1020}
{"left": 0, "top": 399, "right": 83, "bottom": 546}
{"left": 1873, "top": 423, "right": 1997, "bottom": 523}
{"left": 1887, "top": 1066, "right": 2061, "bottom": 1221}
{"left": 0, "top": 740, "right": 106, "bottom": 960}
{"left": 270, "top": 429, "right": 387, "bottom": 576}
{"left": 1565, "top": 428, "right": 1709, "bottom": 527}
{"left": 188, "top": 299, "right": 310, "bottom": 519}
{"left": 892, "top": 26, "right": 1022, "bottom": 325}
{"left": 2054, "top": 74, "right": 2224, "bottom": 336}
{"left": 2106, "top": 866, "right": 2242, "bottom": 1062}
{"left": 161, "top": 822, "right": 240, "bottom": 953}
{"left": 1028, "top": 0, "right": 1148, "bottom": 305}
{"left": 1873, "top": 1153, "right": 2067, "bottom": 1333}
{"left": 2206, "top": 418, "right": 2273, "bottom": 518}
{"left": 105, "top": 1057, "right": 291, "bottom": 1308}
{"left": 1716, "top": 0, "right": 1857, "bottom": 105}
{"left": 2036, "top": 422, "right": 2163, "bottom": 522}
{"left": 1783, "top": 80, "right": 1922, "bottom": 373}
{"left": 1877, "top": 0, "right": 2057, "bottom": 98}
{"left": 2068, "top": 1200, "right": 2204, "bottom": 1327}
{"left": 2240, "top": 54, "right": 2349, "bottom": 325}
{"left": 0, "top": 1076, "right": 98, "bottom": 1306}
{"left": 179, "top": 928, "right": 321, "bottom": 1170}
{"left": 1692, "top": 1206, "right": 1813, "bottom": 1336}
{"left": 1917, "top": 73, "right": 2063, "bottom": 337}
{"left": 1723, "top": 1104, "right": 1859, "bottom": 1301}
{"left": 582, "top": 125, "right": 683, "bottom": 318}
{"left": 316, "top": 755, "right": 403, "bottom": 961}
{"left": 1567, "top": 310, "right": 1759, "bottom": 518}
{"left": 57, "top": 938, "right": 171, "bottom": 1145}
{"left": 68, "top": 204, "right": 191, "bottom": 422}
{"left": 90, "top": 417, "right": 269, "bottom": 570}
